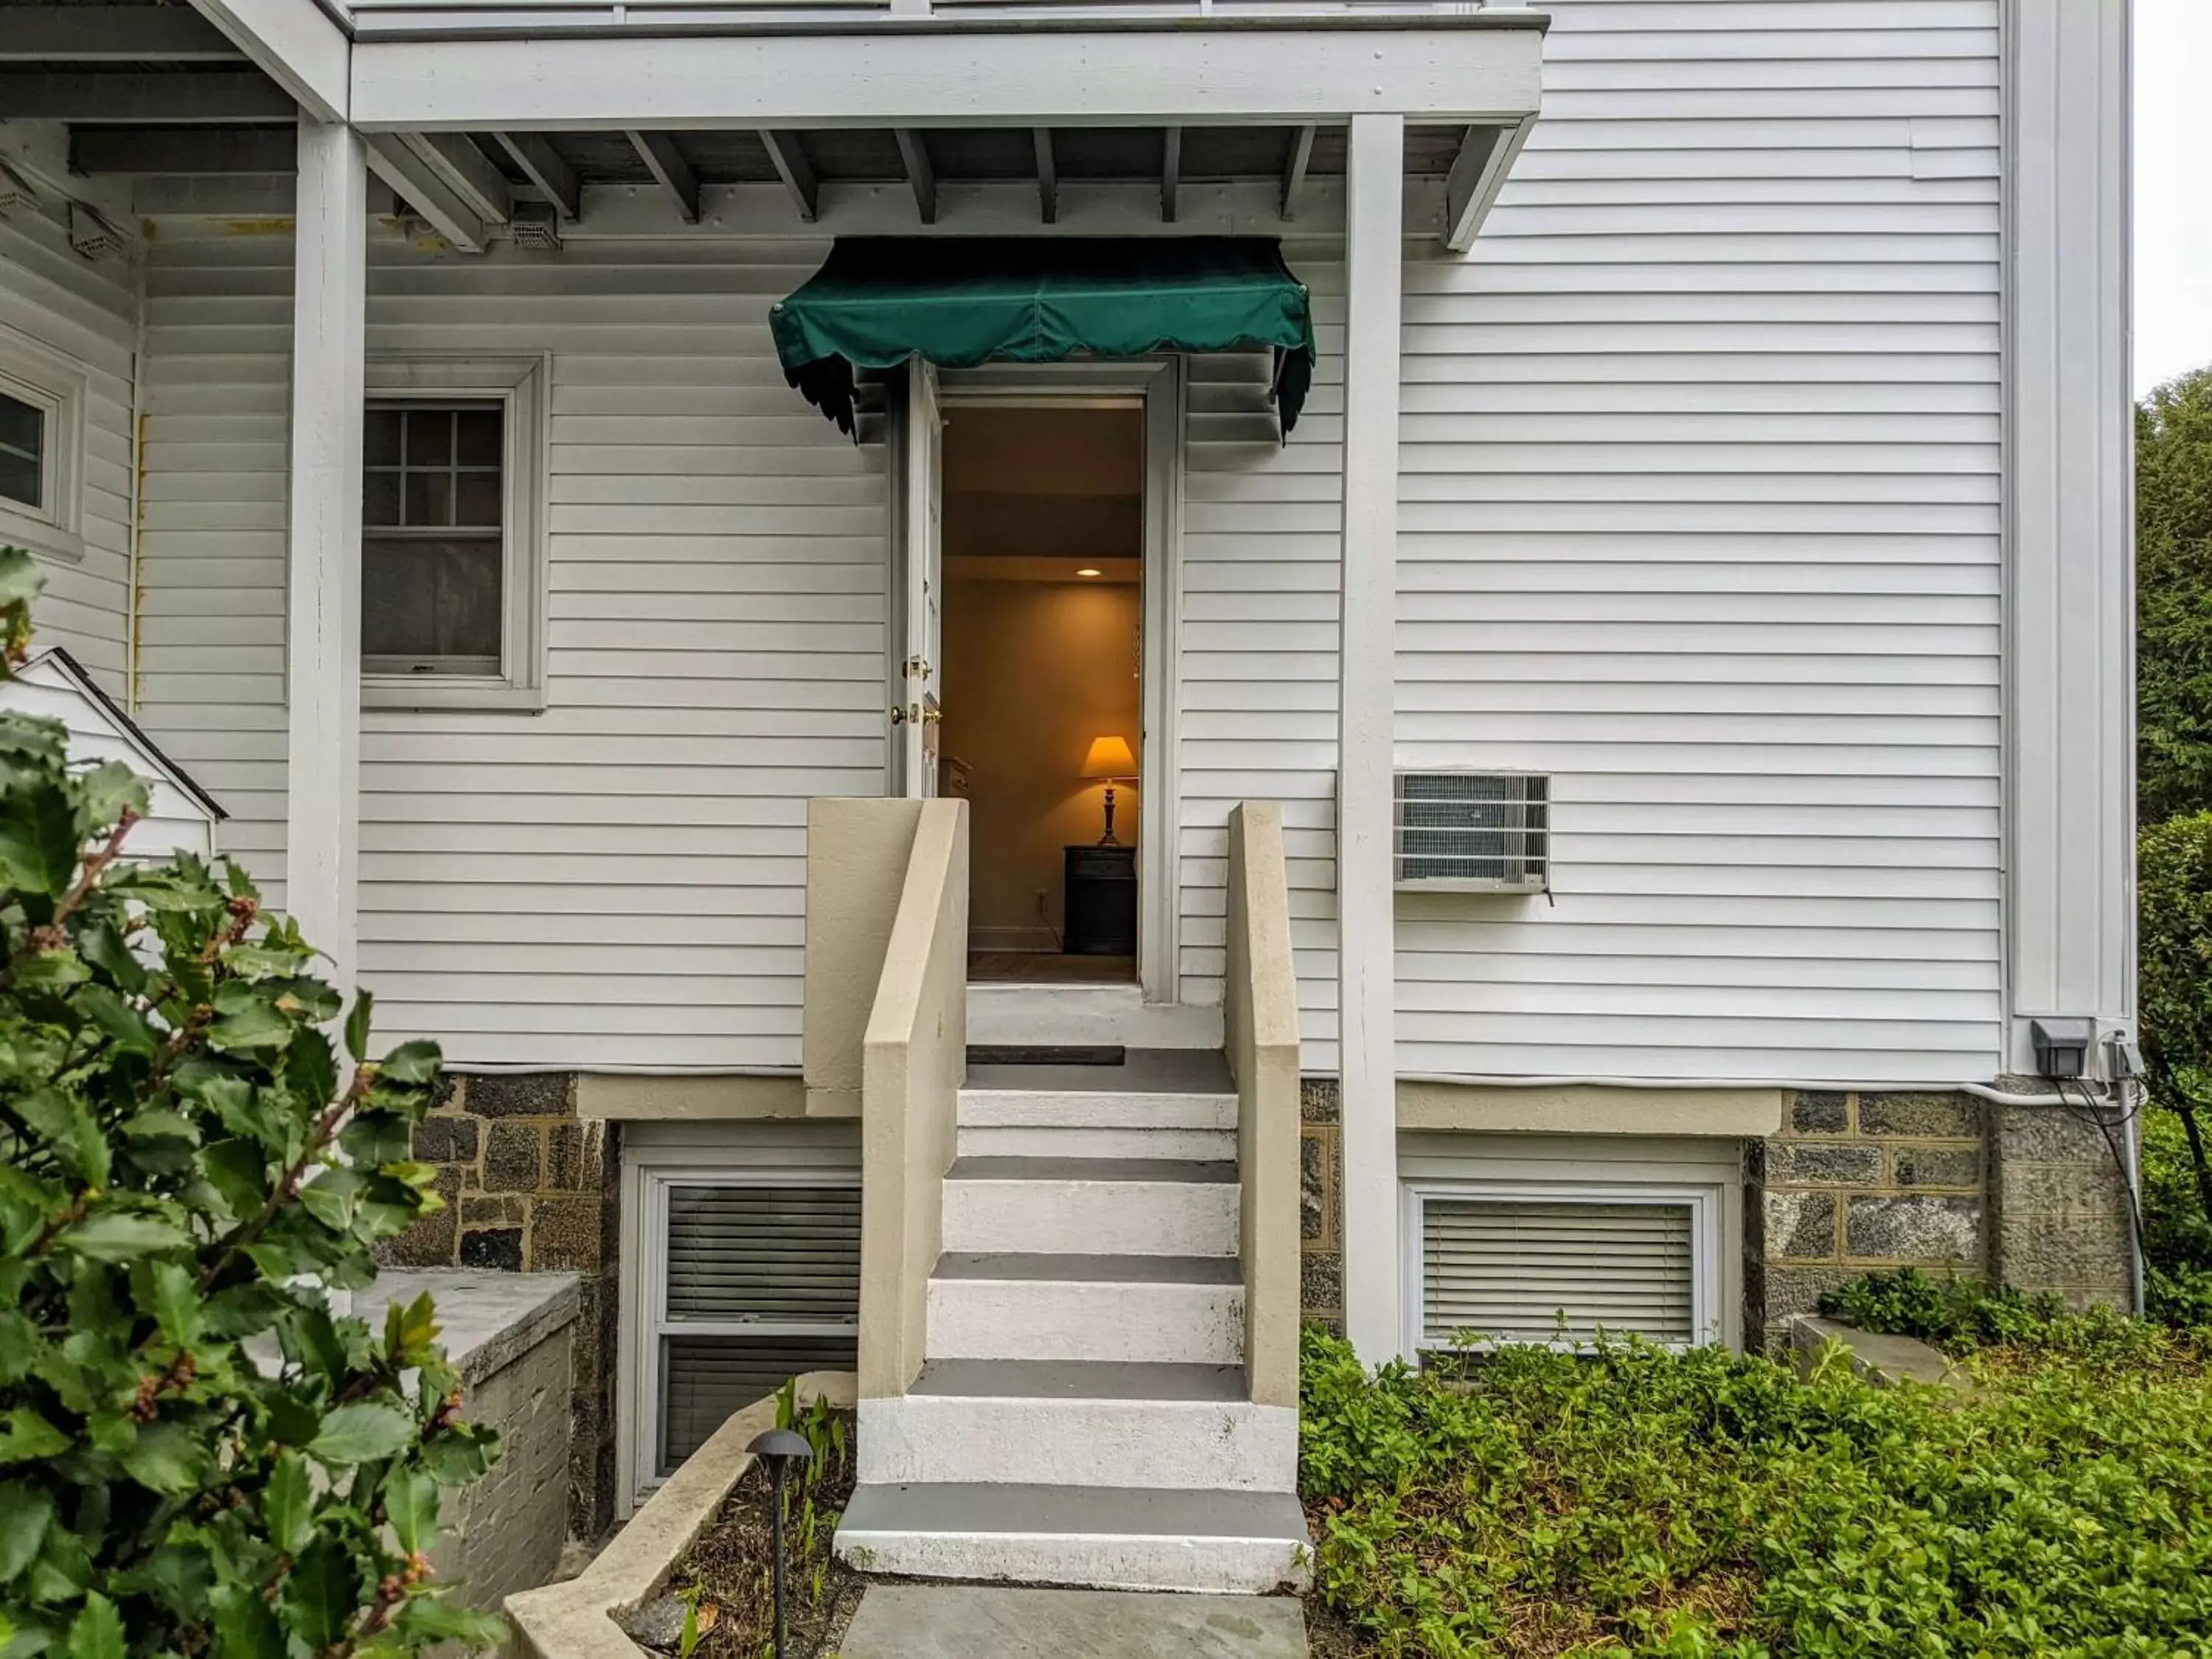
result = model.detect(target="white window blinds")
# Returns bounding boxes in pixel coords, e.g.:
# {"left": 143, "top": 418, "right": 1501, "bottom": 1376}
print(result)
{"left": 1419, "top": 1197, "right": 1698, "bottom": 1349}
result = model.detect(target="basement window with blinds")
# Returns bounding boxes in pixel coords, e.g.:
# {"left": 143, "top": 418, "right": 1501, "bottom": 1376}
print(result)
{"left": 638, "top": 1173, "right": 860, "bottom": 1481}
{"left": 1405, "top": 1182, "right": 1719, "bottom": 1354}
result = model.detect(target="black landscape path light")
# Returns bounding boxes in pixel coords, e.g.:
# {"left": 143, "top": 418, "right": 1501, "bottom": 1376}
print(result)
{"left": 747, "top": 1427, "right": 813, "bottom": 1659}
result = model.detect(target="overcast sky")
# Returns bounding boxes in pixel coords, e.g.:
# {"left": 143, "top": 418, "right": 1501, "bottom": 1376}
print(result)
{"left": 2136, "top": 0, "right": 2212, "bottom": 397}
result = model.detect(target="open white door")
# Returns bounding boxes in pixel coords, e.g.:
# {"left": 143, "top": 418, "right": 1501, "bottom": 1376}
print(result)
{"left": 898, "top": 361, "right": 944, "bottom": 798}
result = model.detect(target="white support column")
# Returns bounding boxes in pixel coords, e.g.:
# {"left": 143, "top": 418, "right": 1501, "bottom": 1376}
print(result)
{"left": 285, "top": 118, "right": 367, "bottom": 992}
{"left": 2003, "top": 0, "right": 2133, "bottom": 1071}
{"left": 1338, "top": 111, "right": 1404, "bottom": 1365}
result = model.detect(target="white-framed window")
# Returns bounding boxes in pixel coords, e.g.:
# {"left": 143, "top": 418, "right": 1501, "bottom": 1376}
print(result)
{"left": 361, "top": 355, "right": 547, "bottom": 711}
{"left": 0, "top": 327, "right": 87, "bottom": 564}
{"left": 629, "top": 1163, "right": 860, "bottom": 1497}
{"left": 1402, "top": 1179, "right": 1723, "bottom": 1356}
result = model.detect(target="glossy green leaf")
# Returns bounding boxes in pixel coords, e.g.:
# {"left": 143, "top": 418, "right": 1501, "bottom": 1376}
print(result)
{"left": 385, "top": 1468, "right": 440, "bottom": 1556}
{"left": 122, "top": 1421, "right": 209, "bottom": 1496}
{"left": 0, "top": 1409, "right": 70, "bottom": 1464}
{"left": 344, "top": 989, "right": 375, "bottom": 1064}
{"left": 0, "top": 779, "right": 82, "bottom": 897}
{"left": 306, "top": 1402, "right": 414, "bottom": 1469}
{"left": 264, "top": 1450, "right": 313, "bottom": 1557}
{"left": 55, "top": 1209, "right": 189, "bottom": 1264}
{"left": 63, "top": 1594, "right": 123, "bottom": 1659}
{"left": 279, "top": 1538, "right": 358, "bottom": 1652}
{"left": 376, "top": 1040, "right": 440, "bottom": 1086}
{"left": 0, "top": 1483, "right": 53, "bottom": 1582}
{"left": 211, "top": 1581, "right": 286, "bottom": 1659}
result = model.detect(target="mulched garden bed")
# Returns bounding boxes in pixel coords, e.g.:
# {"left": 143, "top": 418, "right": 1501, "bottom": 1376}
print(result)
{"left": 630, "top": 1405, "right": 863, "bottom": 1659}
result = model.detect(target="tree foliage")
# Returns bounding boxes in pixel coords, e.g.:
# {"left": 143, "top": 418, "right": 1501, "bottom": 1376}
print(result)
{"left": 2137, "top": 368, "right": 2212, "bottom": 825}
{"left": 0, "top": 548, "right": 503, "bottom": 1659}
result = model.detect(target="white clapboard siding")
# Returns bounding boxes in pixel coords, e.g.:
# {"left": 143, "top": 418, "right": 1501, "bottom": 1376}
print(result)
{"left": 138, "top": 229, "right": 887, "bottom": 1069}
{"left": 1177, "top": 0, "right": 2004, "bottom": 1082}
{"left": 0, "top": 207, "right": 136, "bottom": 689}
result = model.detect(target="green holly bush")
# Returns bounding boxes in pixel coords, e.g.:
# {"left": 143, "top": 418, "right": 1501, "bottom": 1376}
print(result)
{"left": 0, "top": 547, "right": 504, "bottom": 1659}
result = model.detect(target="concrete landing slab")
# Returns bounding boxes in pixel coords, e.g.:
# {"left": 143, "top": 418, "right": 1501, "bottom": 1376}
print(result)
{"left": 837, "top": 1585, "right": 1306, "bottom": 1658}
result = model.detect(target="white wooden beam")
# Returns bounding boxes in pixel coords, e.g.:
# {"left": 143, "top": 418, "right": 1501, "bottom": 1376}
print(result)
{"left": 406, "top": 131, "right": 511, "bottom": 226}
{"left": 284, "top": 118, "right": 366, "bottom": 993}
{"left": 627, "top": 131, "right": 699, "bottom": 224}
{"left": 1161, "top": 125, "right": 1180, "bottom": 223}
{"left": 1441, "top": 115, "right": 1531, "bottom": 252}
{"left": 2003, "top": 0, "right": 2133, "bottom": 1070}
{"left": 496, "top": 131, "right": 580, "bottom": 222}
{"left": 0, "top": 8, "right": 241, "bottom": 61}
{"left": 894, "top": 128, "right": 936, "bottom": 224}
{"left": 362, "top": 131, "right": 487, "bottom": 251}
{"left": 759, "top": 130, "right": 818, "bottom": 223}
{"left": 1337, "top": 110, "right": 1404, "bottom": 1368}
{"left": 1280, "top": 122, "right": 1315, "bottom": 221}
{"left": 185, "top": 0, "right": 347, "bottom": 124}
{"left": 349, "top": 22, "right": 1547, "bottom": 131}
{"left": 1032, "top": 126, "right": 1057, "bottom": 225}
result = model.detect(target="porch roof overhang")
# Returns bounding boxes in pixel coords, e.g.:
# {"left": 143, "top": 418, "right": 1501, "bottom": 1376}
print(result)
{"left": 772, "top": 235, "right": 1316, "bottom": 436}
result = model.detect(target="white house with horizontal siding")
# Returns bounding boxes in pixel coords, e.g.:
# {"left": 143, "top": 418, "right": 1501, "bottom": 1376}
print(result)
{"left": 0, "top": 0, "right": 2135, "bottom": 1591}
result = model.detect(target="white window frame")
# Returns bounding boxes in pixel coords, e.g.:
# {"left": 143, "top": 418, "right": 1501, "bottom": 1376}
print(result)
{"left": 1399, "top": 1178, "right": 1724, "bottom": 1358}
{"left": 0, "top": 325, "right": 88, "bottom": 566}
{"left": 361, "top": 353, "right": 548, "bottom": 712}
{"left": 620, "top": 1158, "right": 860, "bottom": 1510}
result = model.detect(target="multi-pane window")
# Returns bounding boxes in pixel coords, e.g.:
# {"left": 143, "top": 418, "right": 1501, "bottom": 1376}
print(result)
{"left": 361, "top": 401, "right": 506, "bottom": 675}
{"left": 0, "top": 389, "right": 43, "bottom": 512}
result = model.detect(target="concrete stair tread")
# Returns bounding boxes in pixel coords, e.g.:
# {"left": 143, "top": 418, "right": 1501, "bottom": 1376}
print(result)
{"left": 934, "top": 1252, "right": 1242, "bottom": 1284}
{"left": 946, "top": 1155, "right": 1237, "bottom": 1184}
{"left": 964, "top": 1047, "right": 1232, "bottom": 1096}
{"left": 840, "top": 1483, "right": 1307, "bottom": 1541}
{"left": 910, "top": 1359, "right": 1248, "bottom": 1402}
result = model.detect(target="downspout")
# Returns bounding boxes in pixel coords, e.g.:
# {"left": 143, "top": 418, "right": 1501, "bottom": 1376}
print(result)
{"left": 126, "top": 234, "right": 148, "bottom": 713}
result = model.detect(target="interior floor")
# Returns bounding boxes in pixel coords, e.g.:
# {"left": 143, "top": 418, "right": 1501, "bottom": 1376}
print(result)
{"left": 967, "top": 951, "right": 1135, "bottom": 984}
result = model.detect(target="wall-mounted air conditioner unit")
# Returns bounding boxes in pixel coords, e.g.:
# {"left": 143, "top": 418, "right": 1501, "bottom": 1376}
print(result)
{"left": 1393, "top": 771, "right": 1548, "bottom": 894}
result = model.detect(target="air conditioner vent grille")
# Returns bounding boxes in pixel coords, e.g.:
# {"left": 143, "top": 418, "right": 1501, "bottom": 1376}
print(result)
{"left": 1394, "top": 771, "right": 1548, "bottom": 892}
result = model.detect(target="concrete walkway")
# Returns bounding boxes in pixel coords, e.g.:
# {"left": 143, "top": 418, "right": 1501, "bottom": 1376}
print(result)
{"left": 837, "top": 1585, "right": 1307, "bottom": 1658}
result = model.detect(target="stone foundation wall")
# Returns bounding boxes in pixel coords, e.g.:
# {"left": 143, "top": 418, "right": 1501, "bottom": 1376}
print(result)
{"left": 1986, "top": 1095, "right": 2134, "bottom": 1310}
{"left": 374, "top": 1073, "right": 621, "bottom": 1543}
{"left": 1749, "top": 1091, "right": 1986, "bottom": 1346}
{"left": 1300, "top": 1077, "right": 1343, "bottom": 1332}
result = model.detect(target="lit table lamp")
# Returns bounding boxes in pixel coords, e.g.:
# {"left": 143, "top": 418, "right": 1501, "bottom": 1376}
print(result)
{"left": 1080, "top": 734, "right": 1138, "bottom": 845}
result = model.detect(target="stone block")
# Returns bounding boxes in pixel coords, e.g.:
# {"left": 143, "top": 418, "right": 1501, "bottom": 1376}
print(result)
{"left": 1994, "top": 1159, "right": 2128, "bottom": 1215}
{"left": 1299, "top": 1129, "right": 1326, "bottom": 1243}
{"left": 462, "top": 1193, "right": 524, "bottom": 1228}
{"left": 1764, "top": 1189, "right": 1837, "bottom": 1261}
{"left": 466, "top": 1072, "right": 574, "bottom": 1119}
{"left": 1790, "top": 1091, "right": 1848, "bottom": 1134}
{"left": 1994, "top": 1208, "right": 2132, "bottom": 1293}
{"left": 1767, "top": 1142, "right": 1882, "bottom": 1186}
{"left": 532, "top": 1195, "right": 607, "bottom": 1270}
{"left": 1993, "top": 1102, "right": 2120, "bottom": 1165}
{"left": 547, "top": 1121, "right": 584, "bottom": 1191}
{"left": 459, "top": 1227, "right": 524, "bottom": 1271}
{"left": 1301, "top": 1251, "right": 1342, "bottom": 1318}
{"left": 1756, "top": 1263, "right": 1865, "bottom": 1331}
{"left": 1857, "top": 1092, "right": 1978, "bottom": 1138}
{"left": 378, "top": 1202, "right": 457, "bottom": 1269}
{"left": 1891, "top": 1147, "right": 1981, "bottom": 1189}
{"left": 1845, "top": 1195, "right": 1980, "bottom": 1264}
{"left": 412, "top": 1116, "right": 479, "bottom": 1164}
{"left": 1300, "top": 1076, "right": 1339, "bottom": 1123}
{"left": 483, "top": 1122, "right": 543, "bottom": 1193}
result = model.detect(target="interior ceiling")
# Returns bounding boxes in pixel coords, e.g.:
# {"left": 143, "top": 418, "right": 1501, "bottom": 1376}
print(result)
{"left": 944, "top": 406, "right": 1143, "bottom": 498}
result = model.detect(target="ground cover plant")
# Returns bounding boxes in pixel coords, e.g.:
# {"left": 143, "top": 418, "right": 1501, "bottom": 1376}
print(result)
{"left": 1299, "top": 1317, "right": 2212, "bottom": 1658}
{"left": 0, "top": 548, "right": 501, "bottom": 1659}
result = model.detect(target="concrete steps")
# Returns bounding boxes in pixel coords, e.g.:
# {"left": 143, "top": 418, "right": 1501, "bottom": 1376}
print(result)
{"left": 836, "top": 1484, "right": 1310, "bottom": 1595}
{"left": 837, "top": 1045, "right": 1305, "bottom": 1595}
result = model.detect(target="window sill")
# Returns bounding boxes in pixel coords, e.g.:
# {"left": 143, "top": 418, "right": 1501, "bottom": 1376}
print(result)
{"left": 0, "top": 509, "right": 85, "bottom": 567}
{"left": 363, "top": 677, "right": 546, "bottom": 714}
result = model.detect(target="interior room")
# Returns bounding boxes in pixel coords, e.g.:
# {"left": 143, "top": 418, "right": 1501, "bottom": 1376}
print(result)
{"left": 938, "top": 403, "right": 1145, "bottom": 984}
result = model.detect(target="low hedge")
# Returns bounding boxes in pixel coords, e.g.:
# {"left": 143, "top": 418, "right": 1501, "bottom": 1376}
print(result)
{"left": 1300, "top": 1322, "right": 2212, "bottom": 1657}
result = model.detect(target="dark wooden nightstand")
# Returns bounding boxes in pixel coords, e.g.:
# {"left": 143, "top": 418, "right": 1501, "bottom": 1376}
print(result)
{"left": 1064, "top": 844, "right": 1138, "bottom": 956}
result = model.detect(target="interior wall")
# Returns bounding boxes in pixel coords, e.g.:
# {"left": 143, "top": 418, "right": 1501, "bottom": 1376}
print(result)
{"left": 940, "top": 579, "right": 1141, "bottom": 946}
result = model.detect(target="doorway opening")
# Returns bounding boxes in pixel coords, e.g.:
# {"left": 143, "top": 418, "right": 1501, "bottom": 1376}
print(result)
{"left": 939, "top": 401, "right": 1146, "bottom": 985}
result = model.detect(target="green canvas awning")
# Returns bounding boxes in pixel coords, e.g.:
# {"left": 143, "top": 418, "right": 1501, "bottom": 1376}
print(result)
{"left": 771, "top": 237, "right": 1315, "bottom": 436}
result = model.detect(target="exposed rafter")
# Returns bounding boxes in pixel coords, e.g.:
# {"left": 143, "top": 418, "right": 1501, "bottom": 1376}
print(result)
{"left": 1443, "top": 116, "right": 1534, "bottom": 252}
{"left": 1281, "top": 123, "right": 1315, "bottom": 221}
{"left": 1032, "top": 127, "right": 1057, "bottom": 226}
{"left": 71, "top": 125, "right": 295, "bottom": 176}
{"left": 1161, "top": 125, "right": 1180, "bottom": 224}
{"left": 406, "top": 133, "right": 511, "bottom": 227}
{"left": 626, "top": 131, "right": 699, "bottom": 224}
{"left": 759, "top": 131, "right": 818, "bottom": 223}
{"left": 0, "top": 7, "right": 241, "bottom": 61}
{"left": 894, "top": 128, "right": 936, "bottom": 225}
{"left": 362, "top": 133, "right": 487, "bottom": 254}
{"left": 0, "top": 70, "right": 293, "bottom": 122}
{"left": 495, "top": 132, "right": 581, "bottom": 223}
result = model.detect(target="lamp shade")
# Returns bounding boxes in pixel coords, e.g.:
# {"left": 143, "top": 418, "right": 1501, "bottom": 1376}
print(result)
{"left": 1080, "top": 734, "right": 1138, "bottom": 779}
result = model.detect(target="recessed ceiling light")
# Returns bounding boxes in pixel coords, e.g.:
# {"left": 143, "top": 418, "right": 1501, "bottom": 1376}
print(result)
{"left": 1075, "top": 568, "right": 1102, "bottom": 578}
